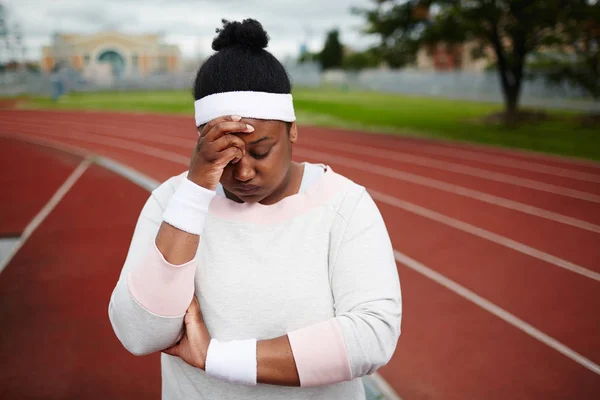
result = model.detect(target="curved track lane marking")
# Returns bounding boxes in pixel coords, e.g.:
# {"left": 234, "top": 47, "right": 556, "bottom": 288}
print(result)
{"left": 0, "top": 157, "right": 91, "bottom": 274}
{"left": 7, "top": 130, "right": 599, "bottom": 282}
{"left": 10, "top": 121, "right": 598, "bottom": 234}
{"left": 300, "top": 139, "right": 600, "bottom": 202}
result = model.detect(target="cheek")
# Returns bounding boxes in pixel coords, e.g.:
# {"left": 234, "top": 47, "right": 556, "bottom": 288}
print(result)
{"left": 264, "top": 149, "right": 291, "bottom": 182}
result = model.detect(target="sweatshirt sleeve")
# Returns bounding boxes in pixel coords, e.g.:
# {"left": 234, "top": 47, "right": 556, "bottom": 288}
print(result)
{"left": 108, "top": 190, "right": 197, "bottom": 356}
{"left": 288, "top": 188, "right": 402, "bottom": 387}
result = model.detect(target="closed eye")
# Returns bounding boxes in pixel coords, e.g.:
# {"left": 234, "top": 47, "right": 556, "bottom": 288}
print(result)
{"left": 252, "top": 151, "right": 271, "bottom": 160}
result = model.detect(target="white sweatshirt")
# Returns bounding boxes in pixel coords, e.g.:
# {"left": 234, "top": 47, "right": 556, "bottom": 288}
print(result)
{"left": 109, "top": 163, "right": 402, "bottom": 400}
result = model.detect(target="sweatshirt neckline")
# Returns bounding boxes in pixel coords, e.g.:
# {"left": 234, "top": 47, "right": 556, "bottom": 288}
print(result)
{"left": 207, "top": 166, "right": 346, "bottom": 223}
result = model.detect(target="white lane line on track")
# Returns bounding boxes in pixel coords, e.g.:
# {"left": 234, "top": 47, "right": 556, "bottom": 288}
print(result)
{"left": 300, "top": 139, "right": 600, "bottom": 202}
{"left": 95, "top": 157, "right": 160, "bottom": 192}
{"left": 394, "top": 132, "right": 600, "bottom": 170}
{"left": 5, "top": 125, "right": 189, "bottom": 164}
{"left": 12, "top": 130, "right": 600, "bottom": 281}
{"left": 0, "top": 157, "right": 91, "bottom": 274}
{"left": 369, "top": 189, "right": 600, "bottom": 283}
{"left": 401, "top": 144, "right": 600, "bottom": 183}
{"left": 4, "top": 132, "right": 599, "bottom": 383}
{"left": 294, "top": 148, "right": 600, "bottom": 234}
{"left": 394, "top": 250, "right": 600, "bottom": 376}
{"left": 10, "top": 110, "right": 600, "bottom": 174}
{"left": 7, "top": 119, "right": 194, "bottom": 148}
{"left": 10, "top": 125, "right": 599, "bottom": 234}
{"left": 7, "top": 110, "right": 600, "bottom": 171}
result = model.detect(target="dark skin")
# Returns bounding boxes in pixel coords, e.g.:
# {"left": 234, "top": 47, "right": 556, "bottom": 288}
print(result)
{"left": 156, "top": 115, "right": 302, "bottom": 386}
{"left": 218, "top": 118, "right": 304, "bottom": 205}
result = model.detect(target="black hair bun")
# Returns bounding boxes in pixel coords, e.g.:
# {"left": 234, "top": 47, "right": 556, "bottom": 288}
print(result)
{"left": 212, "top": 19, "right": 269, "bottom": 52}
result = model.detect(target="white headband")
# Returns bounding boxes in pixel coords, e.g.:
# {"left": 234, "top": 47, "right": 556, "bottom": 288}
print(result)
{"left": 194, "top": 91, "right": 296, "bottom": 126}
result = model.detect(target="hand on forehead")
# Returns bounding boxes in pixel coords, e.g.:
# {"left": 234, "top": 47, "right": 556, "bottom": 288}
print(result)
{"left": 236, "top": 118, "right": 281, "bottom": 136}
{"left": 225, "top": 118, "right": 286, "bottom": 147}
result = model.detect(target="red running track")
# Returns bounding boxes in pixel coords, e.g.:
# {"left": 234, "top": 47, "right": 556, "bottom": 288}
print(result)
{"left": 1, "top": 109, "right": 599, "bottom": 399}
{"left": 0, "top": 140, "right": 159, "bottom": 398}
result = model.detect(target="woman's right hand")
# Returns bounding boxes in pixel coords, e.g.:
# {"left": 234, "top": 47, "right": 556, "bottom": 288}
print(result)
{"left": 187, "top": 115, "right": 254, "bottom": 190}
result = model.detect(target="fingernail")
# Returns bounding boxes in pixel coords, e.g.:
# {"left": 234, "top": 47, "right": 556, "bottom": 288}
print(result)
{"left": 246, "top": 124, "right": 254, "bottom": 132}
{"left": 231, "top": 115, "right": 241, "bottom": 121}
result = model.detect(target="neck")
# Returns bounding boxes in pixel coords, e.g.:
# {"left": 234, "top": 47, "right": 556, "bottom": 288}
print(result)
{"left": 260, "top": 162, "right": 304, "bottom": 205}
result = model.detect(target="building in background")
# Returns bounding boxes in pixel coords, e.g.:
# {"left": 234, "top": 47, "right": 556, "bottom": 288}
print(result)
{"left": 41, "top": 31, "right": 181, "bottom": 83}
{"left": 416, "top": 41, "right": 494, "bottom": 72}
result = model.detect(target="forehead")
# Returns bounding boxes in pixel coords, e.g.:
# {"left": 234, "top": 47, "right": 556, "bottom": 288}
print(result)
{"left": 236, "top": 118, "right": 287, "bottom": 143}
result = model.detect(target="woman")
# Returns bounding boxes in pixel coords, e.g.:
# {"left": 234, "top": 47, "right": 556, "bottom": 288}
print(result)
{"left": 109, "top": 18, "right": 402, "bottom": 399}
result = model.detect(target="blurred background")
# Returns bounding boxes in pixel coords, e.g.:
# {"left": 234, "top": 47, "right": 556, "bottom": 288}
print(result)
{"left": 0, "top": 0, "right": 599, "bottom": 158}
{"left": 0, "top": 1, "right": 599, "bottom": 399}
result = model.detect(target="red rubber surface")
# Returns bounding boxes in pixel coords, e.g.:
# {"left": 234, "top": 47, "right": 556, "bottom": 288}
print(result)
{"left": 0, "top": 157, "right": 158, "bottom": 398}
{"left": 1, "top": 109, "right": 599, "bottom": 399}
{"left": 0, "top": 137, "right": 81, "bottom": 237}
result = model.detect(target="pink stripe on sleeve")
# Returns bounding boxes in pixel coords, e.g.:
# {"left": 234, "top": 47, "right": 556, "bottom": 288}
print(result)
{"left": 288, "top": 318, "right": 353, "bottom": 387}
{"left": 127, "top": 242, "right": 197, "bottom": 317}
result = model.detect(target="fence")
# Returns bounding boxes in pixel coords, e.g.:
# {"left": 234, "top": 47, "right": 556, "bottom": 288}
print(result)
{"left": 1, "top": 63, "right": 598, "bottom": 112}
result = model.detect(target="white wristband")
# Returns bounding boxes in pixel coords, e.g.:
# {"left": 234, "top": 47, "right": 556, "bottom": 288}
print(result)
{"left": 162, "top": 177, "right": 216, "bottom": 235}
{"left": 205, "top": 338, "right": 257, "bottom": 386}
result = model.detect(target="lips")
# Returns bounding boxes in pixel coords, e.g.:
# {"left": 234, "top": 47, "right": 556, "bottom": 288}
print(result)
{"left": 234, "top": 184, "right": 261, "bottom": 194}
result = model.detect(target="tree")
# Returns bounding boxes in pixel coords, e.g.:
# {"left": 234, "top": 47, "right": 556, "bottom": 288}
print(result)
{"left": 354, "top": 0, "right": 595, "bottom": 119}
{"left": 319, "top": 29, "right": 344, "bottom": 70}
{"left": 529, "top": 1, "right": 600, "bottom": 99}
{"left": 343, "top": 48, "right": 381, "bottom": 71}
{"left": 298, "top": 51, "right": 320, "bottom": 64}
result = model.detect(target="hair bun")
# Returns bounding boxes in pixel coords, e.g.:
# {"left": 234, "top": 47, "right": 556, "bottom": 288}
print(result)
{"left": 212, "top": 19, "right": 269, "bottom": 51}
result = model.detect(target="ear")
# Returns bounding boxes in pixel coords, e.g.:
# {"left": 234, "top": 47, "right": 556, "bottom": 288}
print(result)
{"left": 289, "top": 122, "right": 298, "bottom": 144}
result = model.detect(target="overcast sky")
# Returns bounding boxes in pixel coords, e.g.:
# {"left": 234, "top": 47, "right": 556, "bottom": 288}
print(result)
{"left": 1, "top": 0, "right": 380, "bottom": 62}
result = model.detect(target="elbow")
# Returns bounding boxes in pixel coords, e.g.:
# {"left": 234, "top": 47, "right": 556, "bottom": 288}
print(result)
{"left": 362, "top": 324, "right": 400, "bottom": 375}
{"left": 121, "top": 340, "right": 155, "bottom": 357}
{"left": 342, "top": 306, "right": 402, "bottom": 378}
{"left": 108, "top": 301, "right": 156, "bottom": 357}
{"left": 371, "top": 310, "right": 401, "bottom": 371}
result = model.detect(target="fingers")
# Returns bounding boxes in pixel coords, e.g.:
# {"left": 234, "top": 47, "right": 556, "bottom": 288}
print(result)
{"left": 162, "top": 344, "right": 179, "bottom": 357}
{"left": 204, "top": 121, "right": 254, "bottom": 142}
{"left": 199, "top": 115, "right": 249, "bottom": 137}
{"left": 211, "top": 132, "right": 247, "bottom": 154}
{"left": 188, "top": 296, "right": 200, "bottom": 313}
{"left": 185, "top": 296, "right": 204, "bottom": 324}
{"left": 198, "top": 115, "right": 232, "bottom": 137}
{"left": 216, "top": 146, "right": 244, "bottom": 167}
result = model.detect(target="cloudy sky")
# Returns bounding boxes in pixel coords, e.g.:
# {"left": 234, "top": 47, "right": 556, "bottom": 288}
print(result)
{"left": 1, "top": 0, "right": 380, "bottom": 62}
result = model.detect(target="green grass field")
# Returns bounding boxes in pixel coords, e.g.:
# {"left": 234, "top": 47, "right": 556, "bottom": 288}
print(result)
{"left": 18, "top": 88, "right": 600, "bottom": 161}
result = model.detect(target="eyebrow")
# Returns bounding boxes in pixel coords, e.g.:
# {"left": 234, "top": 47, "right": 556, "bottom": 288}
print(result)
{"left": 249, "top": 137, "right": 271, "bottom": 145}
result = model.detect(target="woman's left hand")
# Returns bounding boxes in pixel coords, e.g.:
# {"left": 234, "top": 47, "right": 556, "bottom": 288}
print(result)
{"left": 163, "top": 296, "right": 211, "bottom": 370}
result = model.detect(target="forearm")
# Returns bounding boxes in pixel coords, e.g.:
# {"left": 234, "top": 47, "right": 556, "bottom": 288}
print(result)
{"left": 155, "top": 222, "right": 199, "bottom": 265}
{"left": 127, "top": 178, "right": 215, "bottom": 316}
{"left": 257, "top": 335, "right": 300, "bottom": 386}
{"left": 204, "top": 319, "right": 351, "bottom": 388}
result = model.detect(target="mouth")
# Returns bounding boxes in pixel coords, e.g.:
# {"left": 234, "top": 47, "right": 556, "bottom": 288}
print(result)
{"left": 233, "top": 184, "right": 262, "bottom": 195}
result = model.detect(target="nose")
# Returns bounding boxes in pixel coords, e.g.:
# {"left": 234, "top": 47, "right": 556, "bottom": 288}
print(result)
{"left": 233, "top": 155, "right": 256, "bottom": 182}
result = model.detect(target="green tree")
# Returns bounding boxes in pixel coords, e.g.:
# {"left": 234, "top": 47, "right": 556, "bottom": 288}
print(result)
{"left": 354, "top": 0, "right": 596, "bottom": 118}
{"left": 298, "top": 51, "right": 320, "bottom": 64}
{"left": 343, "top": 48, "right": 381, "bottom": 71}
{"left": 319, "top": 29, "right": 344, "bottom": 70}
{"left": 528, "top": 1, "right": 600, "bottom": 99}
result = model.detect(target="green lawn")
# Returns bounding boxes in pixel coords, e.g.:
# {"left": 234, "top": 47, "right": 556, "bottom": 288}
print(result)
{"left": 18, "top": 88, "right": 600, "bottom": 161}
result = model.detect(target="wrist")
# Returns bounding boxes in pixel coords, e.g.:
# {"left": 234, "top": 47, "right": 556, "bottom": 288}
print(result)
{"left": 197, "top": 340, "right": 210, "bottom": 370}
{"left": 162, "top": 177, "right": 216, "bottom": 235}
{"left": 205, "top": 338, "right": 257, "bottom": 385}
{"left": 186, "top": 171, "right": 216, "bottom": 191}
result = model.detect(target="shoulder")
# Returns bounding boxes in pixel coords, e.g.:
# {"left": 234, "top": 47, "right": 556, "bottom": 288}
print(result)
{"left": 325, "top": 168, "right": 369, "bottom": 222}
